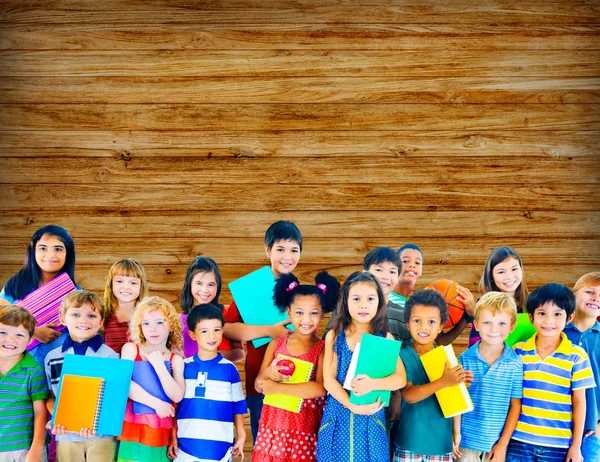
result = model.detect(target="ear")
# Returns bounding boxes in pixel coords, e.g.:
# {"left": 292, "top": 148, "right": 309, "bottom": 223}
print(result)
{"left": 567, "top": 311, "right": 575, "bottom": 324}
{"left": 188, "top": 329, "right": 197, "bottom": 341}
{"left": 265, "top": 246, "right": 272, "bottom": 259}
{"left": 528, "top": 313, "right": 534, "bottom": 323}
{"left": 473, "top": 319, "right": 479, "bottom": 332}
{"left": 59, "top": 314, "right": 67, "bottom": 326}
{"left": 508, "top": 321, "right": 516, "bottom": 333}
{"left": 287, "top": 307, "right": 292, "bottom": 319}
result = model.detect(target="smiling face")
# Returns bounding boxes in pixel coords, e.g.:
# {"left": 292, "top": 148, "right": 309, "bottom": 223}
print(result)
{"left": 35, "top": 233, "right": 67, "bottom": 278}
{"left": 287, "top": 294, "right": 323, "bottom": 336}
{"left": 408, "top": 304, "right": 443, "bottom": 347}
{"left": 368, "top": 261, "right": 399, "bottom": 296}
{"left": 112, "top": 275, "right": 142, "bottom": 305}
{"left": 0, "top": 322, "right": 30, "bottom": 359}
{"left": 190, "top": 271, "right": 218, "bottom": 306}
{"left": 189, "top": 318, "right": 223, "bottom": 354}
{"left": 266, "top": 239, "right": 301, "bottom": 278}
{"left": 347, "top": 282, "right": 379, "bottom": 326}
{"left": 399, "top": 249, "right": 423, "bottom": 284}
{"left": 531, "top": 302, "right": 571, "bottom": 339}
{"left": 474, "top": 309, "right": 515, "bottom": 346}
{"left": 492, "top": 257, "right": 523, "bottom": 297}
{"left": 61, "top": 303, "right": 102, "bottom": 343}
{"left": 575, "top": 285, "right": 600, "bottom": 319}
{"left": 141, "top": 309, "right": 171, "bottom": 346}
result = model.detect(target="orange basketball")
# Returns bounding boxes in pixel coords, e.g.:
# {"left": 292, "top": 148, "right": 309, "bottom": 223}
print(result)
{"left": 425, "top": 279, "right": 465, "bottom": 329}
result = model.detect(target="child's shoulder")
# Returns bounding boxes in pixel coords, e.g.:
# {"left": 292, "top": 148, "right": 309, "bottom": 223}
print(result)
{"left": 44, "top": 344, "right": 66, "bottom": 366}
{"left": 94, "top": 343, "right": 119, "bottom": 359}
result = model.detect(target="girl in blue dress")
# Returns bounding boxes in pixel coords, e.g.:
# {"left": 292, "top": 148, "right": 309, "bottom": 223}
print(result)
{"left": 317, "top": 271, "right": 406, "bottom": 462}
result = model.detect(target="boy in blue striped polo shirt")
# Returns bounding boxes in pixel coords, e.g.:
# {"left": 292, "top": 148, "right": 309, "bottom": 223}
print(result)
{"left": 507, "top": 283, "right": 595, "bottom": 462}
{"left": 0, "top": 305, "right": 49, "bottom": 462}
{"left": 170, "top": 304, "right": 247, "bottom": 462}
{"left": 453, "top": 292, "right": 523, "bottom": 462}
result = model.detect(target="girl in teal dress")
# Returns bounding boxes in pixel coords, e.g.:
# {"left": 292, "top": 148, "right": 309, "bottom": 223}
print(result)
{"left": 316, "top": 271, "right": 406, "bottom": 462}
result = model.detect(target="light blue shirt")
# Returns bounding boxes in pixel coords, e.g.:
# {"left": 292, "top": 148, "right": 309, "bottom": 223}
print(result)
{"left": 458, "top": 342, "right": 523, "bottom": 452}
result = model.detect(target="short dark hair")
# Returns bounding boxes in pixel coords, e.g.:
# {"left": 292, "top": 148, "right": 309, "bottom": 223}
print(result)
{"left": 526, "top": 283, "right": 576, "bottom": 318}
{"left": 187, "top": 303, "right": 225, "bottom": 332}
{"left": 405, "top": 288, "right": 449, "bottom": 325}
{"left": 363, "top": 247, "right": 400, "bottom": 270}
{"left": 264, "top": 221, "right": 302, "bottom": 251}
{"left": 397, "top": 243, "right": 423, "bottom": 259}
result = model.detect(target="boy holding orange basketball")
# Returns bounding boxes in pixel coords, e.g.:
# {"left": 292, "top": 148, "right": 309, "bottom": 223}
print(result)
{"left": 452, "top": 292, "right": 523, "bottom": 462}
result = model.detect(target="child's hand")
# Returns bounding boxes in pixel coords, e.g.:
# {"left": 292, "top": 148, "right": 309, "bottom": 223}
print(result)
{"left": 439, "top": 362, "right": 466, "bottom": 388}
{"left": 34, "top": 324, "right": 62, "bottom": 343}
{"left": 564, "top": 444, "right": 583, "bottom": 462}
{"left": 153, "top": 399, "right": 175, "bottom": 419}
{"left": 167, "top": 439, "right": 178, "bottom": 459}
{"left": 389, "top": 390, "right": 401, "bottom": 420}
{"left": 350, "top": 374, "right": 375, "bottom": 396}
{"left": 350, "top": 398, "right": 384, "bottom": 416}
{"left": 147, "top": 350, "right": 166, "bottom": 370}
{"left": 269, "top": 320, "right": 292, "bottom": 339}
{"left": 452, "top": 432, "right": 462, "bottom": 459}
{"left": 464, "top": 370, "right": 474, "bottom": 388}
{"left": 266, "top": 357, "right": 291, "bottom": 382}
{"left": 50, "top": 423, "right": 68, "bottom": 435}
{"left": 232, "top": 435, "right": 245, "bottom": 461}
{"left": 78, "top": 428, "right": 94, "bottom": 438}
{"left": 257, "top": 378, "right": 280, "bottom": 396}
{"left": 25, "top": 447, "right": 43, "bottom": 462}
{"left": 487, "top": 442, "right": 507, "bottom": 462}
{"left": 456, "top": 285, "right": 475, "bottom": 316}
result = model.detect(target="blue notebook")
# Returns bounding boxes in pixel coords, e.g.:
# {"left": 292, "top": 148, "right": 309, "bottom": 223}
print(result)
{"left": 54, "top": 355, "right": 134, "bottom": 437}
{"left": 228, "top": 266, "right": 293, "bottom": 348}
{"left": 132, "top": 360, "right": 171, "bottom": 415}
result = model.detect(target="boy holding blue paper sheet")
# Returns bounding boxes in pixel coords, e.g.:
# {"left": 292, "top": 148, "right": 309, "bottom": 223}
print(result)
{"left": 223, "top": 221, "right": 302, "bottom": 441}
{"left": 44, "top": 290, "right": 118, "bottom": 461}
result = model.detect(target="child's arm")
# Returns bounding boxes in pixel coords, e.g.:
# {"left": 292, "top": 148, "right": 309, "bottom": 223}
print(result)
{"left": 46, "top": 395, "right": 55, "bottom": 415}
{"left": 565, "top": 389, "right": 586, "bottom": 462}
{"left": 224, "top": 320, "right": 291, "bottom": 342}
{"left": 435, "top": 317, "right": 469, "bottom": 346}
{"left": 147, "top": 350, "right": 185, "bottom": 403}
{"left": 255, "top": 339, "right": 291, "bottom": 393}
{"left": 258, "top": 347, "right": 327, "bottom": 399}
{"left": 221, "top": 347, "right": 245, "bottom": 363}
{"left": 350, "top": 332, "right": 406, "bottom": 395}
{"left": 488, "top": 397, "right": 521, "bottom": 462}
{"left": 231, "top": 413, "right": 246, "bottom": 460}
{"left": 28, "top": 399, "right": 47, "bottom": 462}
{"left": 401, "top": 361, "right": 466, "bottom": 404}
{"left": 322, "top": 331, "right": 383, "bottom": 416}
{"left": 167, "top": 420, "right": 178, "bottom": 459}
{"left": 452, "top": 414, "right": 462, "bottom": 458}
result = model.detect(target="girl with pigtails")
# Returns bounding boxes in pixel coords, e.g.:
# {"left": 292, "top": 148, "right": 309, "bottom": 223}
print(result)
{"left": 251, "top": 272, "right": 340, "bottom": 462}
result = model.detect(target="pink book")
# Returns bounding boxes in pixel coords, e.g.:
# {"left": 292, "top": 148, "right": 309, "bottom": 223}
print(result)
{"left": 15, "top": 273, "right": 76, "bottom": 350}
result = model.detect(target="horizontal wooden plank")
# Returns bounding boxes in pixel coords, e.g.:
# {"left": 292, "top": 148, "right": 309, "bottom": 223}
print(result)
{"left": 2, "top": 156, "right": 598, "bottom": 185}
{"left": 2, "top": 76, "right": 598, "bottom": 104}
{"left": 1, "top": 104, "right": 598, "bottom": 131}
{"left": 1, "top": 25, "right": 599, "bottom": 51}
{"left": 3, "top": 0, "right": 599, "bottom": 25}
{"left": 0, "top": 264, "right": 592, "bottom": 296}
{"left": 0, "top": 130, "right": 596, "bottom": 158}
{"left": 1, "top": 211, "right": 597, "bottom": 239}
{"left": 1, "top": 237, "right": 597, "bottom": 266}
{"left": 1, "top": 184, "right": 598, "bottom": 211}
{"left": 2, "top": 50, "right": 598, "bottom": 78}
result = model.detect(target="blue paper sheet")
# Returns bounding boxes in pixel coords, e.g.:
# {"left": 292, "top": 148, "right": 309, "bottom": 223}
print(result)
{"left": 132, "top": 360, "right": 171, "bottom": 415}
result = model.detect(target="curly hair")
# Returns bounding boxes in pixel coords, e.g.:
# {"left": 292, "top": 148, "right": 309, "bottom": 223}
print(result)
{"left": 273, "top": 271, "right": 340, "bottom": 314}
{"left": 129, "top": 296, "right": 183, "bottom": 353}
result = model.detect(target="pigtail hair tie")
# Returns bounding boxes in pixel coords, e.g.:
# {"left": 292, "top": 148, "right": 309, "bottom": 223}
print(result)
{"left": 286, "top": 281, "right": 299, "bottom": 292}
{"left": 317, "top": 283, "right": 327, "bottom": 294}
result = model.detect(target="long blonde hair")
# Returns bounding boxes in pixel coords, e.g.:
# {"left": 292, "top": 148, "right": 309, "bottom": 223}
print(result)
{"left": 129, "top": 296, "right": 183, "bottom": 353}
{"left": 103, "top": 258, "right": 148, "bottom": 324}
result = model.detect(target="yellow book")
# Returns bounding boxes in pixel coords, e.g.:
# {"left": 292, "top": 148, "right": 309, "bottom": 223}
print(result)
{"left": 53, "top": 375, "right": 105, "bottom": 433}
{"left": 420, "top": 345, "right": 473, "bottom": 418}
{"left": 263, "top": 354, "right": 314, "bottom": 414}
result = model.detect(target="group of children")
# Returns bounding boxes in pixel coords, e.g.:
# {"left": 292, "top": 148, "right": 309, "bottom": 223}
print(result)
{"left": 0, "top": 221, "right": 598, "bottom": 462}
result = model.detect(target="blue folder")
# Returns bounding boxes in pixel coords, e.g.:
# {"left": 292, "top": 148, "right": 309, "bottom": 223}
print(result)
{"left": 132, "top": 360, "right": 171, "bottom": 415}
{"left": 228, "top": 266, "right": 292, "bottom": 348}
{"left": 53, "top": 355, "right": 134, "bottom": 437}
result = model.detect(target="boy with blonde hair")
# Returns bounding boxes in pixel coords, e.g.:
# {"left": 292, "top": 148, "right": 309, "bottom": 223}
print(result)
{"left": 44, "top": 290, "right": 118, "bottom": 461}
{"left": 564, "top": 272, "right": 600, "bottom": 460}
{"left": 0, "top": 305, "right": 49, "bottom": 462}
{"left": 453, "top": 292, "right": 523, "bottom": 462}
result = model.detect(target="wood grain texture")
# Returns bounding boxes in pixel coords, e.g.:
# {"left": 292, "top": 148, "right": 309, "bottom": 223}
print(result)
{"left": 1, "top": 130, "right": 597, "bottom": 158}
{"left": 1, "top": 211, "right": 597, "bottom": 239}
{"left": 2, "top": 156, "right": 598, "bottom": 184}
{"left": 1, "top": 103, "right": 598, "bottom": 131}
{"left": 1, "top": 184, "right": 598, "bottom": 211}
{"left": 3, "top": 50, "right": 599, "bottom": 77}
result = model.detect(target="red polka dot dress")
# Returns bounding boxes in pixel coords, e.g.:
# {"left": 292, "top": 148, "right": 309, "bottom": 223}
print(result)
{"left": 252, "top": 335, "right": 325, "bottom": 462}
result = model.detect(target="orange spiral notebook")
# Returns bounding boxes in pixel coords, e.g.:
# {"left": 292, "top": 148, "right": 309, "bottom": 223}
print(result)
{"left": 52, "top": 375, "right": 105, "bottom": 433}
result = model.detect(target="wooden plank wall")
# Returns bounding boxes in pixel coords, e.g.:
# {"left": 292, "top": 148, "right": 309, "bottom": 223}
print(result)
{"left": 1, "top": 0, "right": 599, "bottom": 451}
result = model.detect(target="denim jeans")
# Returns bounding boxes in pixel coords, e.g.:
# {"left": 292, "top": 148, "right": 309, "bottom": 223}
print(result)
{"left": 246, "top": 394, "right": 264, "bottom": 444}
{"left": 506, "top": 439, "right": 567, "bottom": 462}
{"left": 582, "top": 433, "right": 600, "bottom": 460}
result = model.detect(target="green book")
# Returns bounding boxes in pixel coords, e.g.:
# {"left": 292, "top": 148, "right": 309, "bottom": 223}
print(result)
{"left": 349, "top": 333, "right": 401, "bottom": 407}
{"left": 505, "top": 313, "right": 536, "bottom": 347}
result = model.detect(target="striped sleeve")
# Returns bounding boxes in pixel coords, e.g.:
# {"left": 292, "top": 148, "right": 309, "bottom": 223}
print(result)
{"left": 230, "top": 364, "right": 247, "bottom": 415}
{"left": 571, "top": 347, "right": 596, "bottom": 390}
{"left": 30, "top": 366, "right": 50, "bottom": 402}
{"left": 510, "top": 360, "right": 524, "bottom": 399}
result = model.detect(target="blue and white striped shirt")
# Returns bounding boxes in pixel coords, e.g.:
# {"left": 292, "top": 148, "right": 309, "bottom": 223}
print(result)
{"left": 176, "top": 354, "right": 247, "bottom": 462}
{"left": 458, "top": 342, "right": 523, "bottom": 452}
